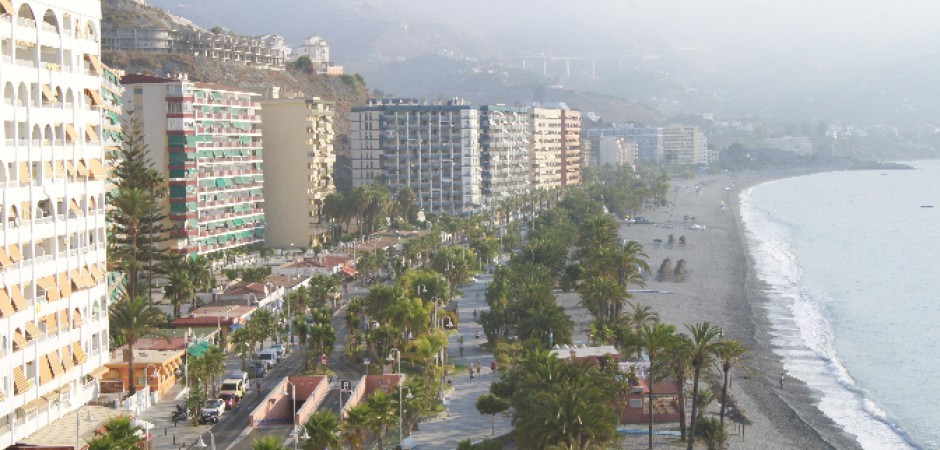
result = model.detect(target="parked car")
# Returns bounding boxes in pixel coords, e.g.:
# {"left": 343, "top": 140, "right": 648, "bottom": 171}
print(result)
{"left": 634, "top": 216, "right": 651, "bottom": 224}
{"left": 219, "top": 393, "right": 239, "bottom": 410}
{"left": 202, "top": 399, "right": 225, "bottom": 417}
{"left": 248, "top": 361, "right": 266, "bottom": 378}
{"left": 270, "top": 344, "right": 285, "bottom": 360}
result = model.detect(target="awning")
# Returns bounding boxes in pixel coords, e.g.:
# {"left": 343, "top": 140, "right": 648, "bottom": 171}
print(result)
{"left": 76, "top": 159, "right": 89, "bottom": 177}
{"left": 69, "top": 199, "right": 83, "bottom": 216}
{"left": 24, "top": 321, "right": 43, "bottom": 340}
{"left": 17, "top": 398, "right": 48, "bottom": 415}
{"left": 48, "top": 351, "right": 64, "bottom": 377}
{"left": 64, "top": 124, "right": 78, "bottom": 142}
{"left": 88, "top": 366, "right": 109, "bottom": 379}
{"left": 72, "top": 309, "right": 82, "bottom": 328}
{"left": 87, "top": 159, "right": 106, "bottom": 179}
{"left": 59, "top": 309, "right": 69, "bottom": 330}
{"left": 12, "top": 366, "right": 32, "bottom": 395}
{"left": 58, "top": 273, "right": 72, "bottom": 298}
{"left": 0, "top": 248, "right": 11, "bottom": 267}
{"left": 79, "top": 268, "right": 95, "bottom": 288}
{"left": 40, "top": 84, "right": 58, "bottom": 103}
{"left": 54, "top": 160, "right": 65, "bottom": 176}
{"left": 0, "top": 288, "right": 14, "bottom": 317}
{"left": 84, "top": 54, "right": 103, "bottom": 76}
{"left": 88, "top": 264, "right": 105, "bottom": 281}
{"left": 18, "top": 162, "right": 29, "bottom": 182}
{"left": 61, "top": 346, "right": 74, "bottom": 371}
{"left": 9, "top": 285, "right": 26, "bottom": 311}
{"left": 37, "top": 277, "right": 58, "bottom": 301}
{"left": 70, "top": 269, "right": 84, "bottom": 289}
{"left": 72, "top": 342, "right": 88, "bottom": 364}
{"left": 38, "top": 355, "right": 52, "bottom": 385}
{"left": 341, "top": 266, "right": 358, "bottom": 277}
{"left": 7, "top": 245, "right": 22, "bottom": 262}
{"left": 84, "top": 125, "right": 99, "bottom": 142}
{"left": 12, "top": 328, "right": 27, "bottom": 349}
{"left": 44, "top": 314, "right": 58, "bottom": 335}
{"left": 0, "top": 0, "right": 13, "bottom": 16}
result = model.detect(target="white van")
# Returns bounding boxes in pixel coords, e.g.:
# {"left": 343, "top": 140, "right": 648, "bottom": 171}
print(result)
{"left": 258, "top": 349, "right": 277, "bottom": 369}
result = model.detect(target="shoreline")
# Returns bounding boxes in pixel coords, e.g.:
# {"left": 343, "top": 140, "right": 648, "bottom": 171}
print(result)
{"left": 558, "top": 169, "right": 862, "bottom": 449}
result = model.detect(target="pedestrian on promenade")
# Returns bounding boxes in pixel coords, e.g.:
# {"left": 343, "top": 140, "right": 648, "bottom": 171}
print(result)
{"left": 779, "top": 373, "right": 785, "bottom": 389}
{"left": 490, "top": 360, "right": 497, "bottom": 372}
{"left": 468, "top": 365, "right": 474, "bottom": 380}
{"left": 473, "top": 309, "right": 478, "bottom": 320}
{"left": 475, "top": 362, "right": 482, "bottom": 374}
{"left": 459, "top": 343, "right": 464, "bottom": 357}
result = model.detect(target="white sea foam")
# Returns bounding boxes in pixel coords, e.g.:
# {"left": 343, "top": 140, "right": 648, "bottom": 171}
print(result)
{"left": 740, "top": 186, "right": 917, "bottom": 450}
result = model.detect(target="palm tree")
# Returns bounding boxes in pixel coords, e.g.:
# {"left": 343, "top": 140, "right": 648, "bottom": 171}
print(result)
{"left": 694, "top": 417, "right": 729, "bottom": 450}
{"left": 364, "top": 390, "right": 398, "bottom": 450}
{"left": 194, "top": 345, "right": 225, "bottom": 397}
{"left": 249, "top": 308, "right": 277, "bottom": 351}
{"left": 663, "top": 334, "right": 693, "bottom": 441}
{"left": 639, "top": 322, "right": 677, "bottom": 450}
{"left": 342, "top": 404, "right": 371, "bottom": 450}
{"left": 714, "top": 339, "right": 747, "bottom": 427}
{"left": 303, "top": 411, "right": 342, "bottom": 450}
{"left": 251, "top": 435, "right": 289, "bottom": 450}
{"left": 231, "top": 327, "right": 252, "bottom": 371}
{"left": 162, "top": 257, "right": 194, "bottom": 318}
{"left": 109, "top": 295, "right": 166, "bottom": 394}
{"left": 685, "top": 323, "right": 723, "bottom": 450}
{"left": 85, "top": 416, "right": 144, "bottom": 450}
{"left": 578, "top": 276, "right": 626, "bottom": 325}
{"left": 624, "top": 303, "right": 660, "bottom": 358}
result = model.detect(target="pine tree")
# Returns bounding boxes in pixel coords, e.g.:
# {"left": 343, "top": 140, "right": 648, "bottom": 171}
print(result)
{"left": 108, "top": 117, "right": 170, "bottom": 303}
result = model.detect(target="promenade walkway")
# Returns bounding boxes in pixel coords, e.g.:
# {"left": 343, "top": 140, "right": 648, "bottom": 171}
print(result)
{"left": 407, "top": 270, "right": 512, "bottom": 449}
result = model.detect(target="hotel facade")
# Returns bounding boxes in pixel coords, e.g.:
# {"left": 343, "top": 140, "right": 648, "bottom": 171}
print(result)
{"left": 0, "top": 0, "right": 112, "bottom": 445}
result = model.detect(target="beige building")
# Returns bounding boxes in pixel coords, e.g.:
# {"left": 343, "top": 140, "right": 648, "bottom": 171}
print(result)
{"left": 529, "top": 107, "right": 582, "bottom": 189}
{"left": 598, "top": 136, "right": 637, "bottom": 168}
{"left": 260, "top": 97, "right": 335, "bottom": 248}
{"left": 662, "top": 124, "right": 708, "bottom": 166}
{"left": 0, "top": 0, "right": 113, "bottom": 446}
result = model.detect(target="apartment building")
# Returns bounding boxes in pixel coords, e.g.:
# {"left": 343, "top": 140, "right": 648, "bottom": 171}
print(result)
{"left": 293, "top": 36, "right": 341, "bottom": 74}
{"left": 121, "top": 74, "right": 265, "bottom": 256}
{"left": 102, "top": 26, "right": 289, "bottom": 70}
{"left": 597, "top": 136, "right": 637, "bottom": 168}
{"left": 260, "top": 97, "right": 335, "bottom": 248}
{"left": 587, "top": 126, "right": 664, "bottom": 163}
{"left": 662, "top": 124, "right": 708, "bottom": 166}
{"left": 560, "top": 109, "right": 581, "bottom": 186}
{"left": 528, "top": 108, "right": 563, "bottom": 190}
{"left": 351, "top": 98, "right": 483, "bottom": 215}
{"left": 479, "top": 105, "right": 529, "bottom": 203}
{"left": 0, "top": 0, "right": 112, "bottom": 445}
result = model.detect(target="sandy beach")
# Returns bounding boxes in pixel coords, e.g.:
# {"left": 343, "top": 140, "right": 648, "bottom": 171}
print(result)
{"left": 556, "top": 172, "right": 863, "bottom": 449}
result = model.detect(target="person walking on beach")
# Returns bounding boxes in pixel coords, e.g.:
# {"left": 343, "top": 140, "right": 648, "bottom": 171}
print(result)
{"left": 779, "top": 373, "right": 785, "bottom": 389}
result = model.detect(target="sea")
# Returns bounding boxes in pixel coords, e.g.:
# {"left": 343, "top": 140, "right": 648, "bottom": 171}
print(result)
{"left": 739, "top": 160, "right": 940, "bottom": 450}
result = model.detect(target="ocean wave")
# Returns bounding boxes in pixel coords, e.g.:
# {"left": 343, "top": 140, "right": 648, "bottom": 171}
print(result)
{"left": 740, "top": 186, "right": 917, "bottom": 450}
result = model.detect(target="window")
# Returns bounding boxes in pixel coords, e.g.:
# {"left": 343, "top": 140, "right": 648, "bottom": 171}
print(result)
{"left": 629, "top": 399, "right": 643, "bottom": 408}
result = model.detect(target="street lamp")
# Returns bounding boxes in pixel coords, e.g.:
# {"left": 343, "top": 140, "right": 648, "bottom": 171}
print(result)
{"left": 388, "top": 348, "right": 403, "bottom": 441}
{"left": 71, "top": 401, "right": 94, "bottom": 449}
{"left": 195, "top": 430, "right": 215, "bottom": 450}
{"left": 292, "top": 424, "right": 310, "bottom": 450}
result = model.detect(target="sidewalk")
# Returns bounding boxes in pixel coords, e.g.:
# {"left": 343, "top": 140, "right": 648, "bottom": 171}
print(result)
{"left": 137, "top": 384, "right": 215, "bottom": 450}
{"left": 406, "top": 270, "right": 512, "bottom": 449}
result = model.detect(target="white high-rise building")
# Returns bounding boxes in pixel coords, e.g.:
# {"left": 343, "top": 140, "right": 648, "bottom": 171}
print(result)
{"left": 0, "top": 0, "right": 112, "bottom": 446}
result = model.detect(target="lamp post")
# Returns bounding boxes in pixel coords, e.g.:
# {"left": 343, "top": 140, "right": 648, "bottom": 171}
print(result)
{"left": 74, "top": 404, "right": 93, "bottom": 449}
{"left": 388, "top": 348, "right": 403, "bottom": 441}
{"left": 195, "top": 430, "right": 215, "bottom": 450}
{"left": 292, "top": 424, "right": 310, "bottom": 450}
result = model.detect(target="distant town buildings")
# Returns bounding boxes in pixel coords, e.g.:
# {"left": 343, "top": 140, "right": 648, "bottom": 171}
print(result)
{"left": 121, "top": 74, "right": 265, "bottom": 256}
{"left": 587, "top": 126, "right": 665, "bottom": 163}
{"left": 479, "top": 105, "right": 530, "bottom": 202}
{"left": 293, "top": 36, "right": 343, "bottom": 75}
{"left": 661, "top": 124, "right": 709, "bottom": 166}
{"left": 102, "top": 26, "right": 290, "bottom": 71}
{"left": 260, "top": 96, "right": 335, "bottom": 248}
{"left": 763, "top": 136, "right": 815, "bottom": 155}
{"left": 0, "top": 0, "right": 113, "bottom": 446}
